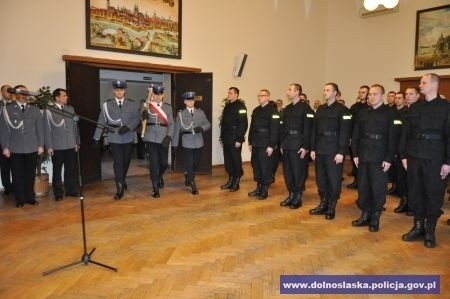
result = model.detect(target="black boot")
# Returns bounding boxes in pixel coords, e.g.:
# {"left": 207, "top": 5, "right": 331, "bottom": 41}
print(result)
{"left": 289, "top": 193, "right": 302, "bottom": 209}
{"left": 351, "top": 211, "right": 371, "bottom": 227}
{"left": 248, "top": 183, "right": 262, "bottom": 197}
{"left": 114, "top": 182, "right": 124, "bottom": 200}
{"left": 258, "top": 184, "right": 269, "bottom": 200}
{"left": 152, "top": 181, "right": 160, "bottom": 198}
{"left": 220, "top": 176, "right": 233, "bottom": 190}
{"left": 402, "top": 217, "right": 425, "bottom": 241}
{"left": 325, "top": 200, "right": 337, "bottom": 220}
{"left": 369, "top": 211, "right": 381, "bottom": 232}
{"left": 424, "top": 217, "right": 438, "bottom": 248}
{"left": 190, "top": 180, "right": 199, "bottom": 195}
{"left": 229, "top": 177, "right": 240, "bottom": 192}
{"left": 347, "top": 179, "right": 358, "bottom": 189}
{"left": 309, "top": 198, "right": 328, "bottom": 215}
{"left": 280, "top": 192, "right": 294, "bottom": 207}
{"left": 394, "top": 196, "right": 408, "bottom": 213}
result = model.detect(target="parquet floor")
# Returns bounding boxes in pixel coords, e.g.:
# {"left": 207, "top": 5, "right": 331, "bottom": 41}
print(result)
{"left": 0, "top": 161, "right": 449, "bottom": 299}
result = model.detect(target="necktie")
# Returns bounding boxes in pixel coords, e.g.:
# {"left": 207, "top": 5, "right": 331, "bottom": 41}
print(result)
{"left": 21, "top": 105, "right": 25, "bottom": 113}
{"left": 118, "top": 101, "right": 122, "bottom": 109}
{"left": 61, "top": 105, "right": 64, "bottom": 111}
{"left": 190, "top": 109, "right": 194, "bottom": 116}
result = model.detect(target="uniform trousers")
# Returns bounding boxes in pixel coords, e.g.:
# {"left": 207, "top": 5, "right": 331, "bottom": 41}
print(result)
{"left": 223, "top": 143, "right": 243, "bottom": 178}
{"left": 407, "top": 157, "right": 446, "bottom": 219}
{"left": 357, "top": 161, "right": 388, "bottom": 212}
{"left": 182, "top": 147, "right": 202, "bottom": 182}
{"left": 282, "top": 149, "right": 308, "bottom": 194}
{"left": 315, "top": 154, "right": 343, "bottom": 202}
{"left": 51, "top": 148, "right": 78, "bottom": 197}
{"left": 251, "top": 147, "right": 273, "bottom": 185}
{"left": 110, "top": 143, "right": 133, "bottom": 185}
{"left": 0, "top": 148, "right": 13, "bottom": 192}
{"left": 10, "top": 152, "right": 37, "bottom": 204}
{"left": 394, "top": 157, "right": 407, "bottom": 197}
{"left": 145, "top": 141, "right": 169, "bottom": 182}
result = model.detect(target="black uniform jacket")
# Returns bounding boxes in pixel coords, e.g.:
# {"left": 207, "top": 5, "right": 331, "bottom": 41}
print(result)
{"left": 248, "top": 102, "right": 280, "bottom": 148}
{"left": 220, "top": 100, "right": 248, "bottom": 145}
{"left": 280, "top": 100, "right": 314, "bottom": 151}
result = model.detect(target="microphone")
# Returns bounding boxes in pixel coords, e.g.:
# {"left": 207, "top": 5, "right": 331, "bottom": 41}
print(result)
{"left": 7, "top": 88, "right": 40, "bottom": 97}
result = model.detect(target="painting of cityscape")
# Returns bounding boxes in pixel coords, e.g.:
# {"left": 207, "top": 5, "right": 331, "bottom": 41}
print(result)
{"left": 415, "top": 4, "right": 450, "bottom": 70}
{"left": 86, "top": 0, "right": 181, "bottom": 59}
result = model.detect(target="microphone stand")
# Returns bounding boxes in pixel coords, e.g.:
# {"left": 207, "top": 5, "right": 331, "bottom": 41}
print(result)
{"left": 43, "top": 105, "right": 117, "bottom": 276}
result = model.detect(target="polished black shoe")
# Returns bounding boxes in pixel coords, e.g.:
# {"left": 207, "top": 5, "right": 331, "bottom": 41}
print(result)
{"left": 221, "top": 177, "right": 233, "bottom": 190}
{"left": 229, "top": 177, "right": 240, "bottom": 192}
{"left": 352, "top": 211, "right": 371, "bottom": 227}
{"left": 16, "top": 202, "right": 24, "bottom": 208}
{"left": 424, "top": 218, "right": 437, "bottom": 248}
{"left": 394, "top": 196, "right": 407, "bottom": 213}
{"left": 280, "top": 192, "right": 294, "bottom": 207}
{"left": 289, "top": 193, "right": 302, "bottom": 209}
{"left": 55, "top": 196, "right": 63, "bottom": 201}
{"left": 114, "top": 183, "right": 124, "bottom": 200}
{"left": 402, "top": 218, "right": 425, "bottom": 242}
{"left": 152, "top": 190, "right": 160, "bottom": 198}
{"left": 325, "top": 200, "right": 337, "bottom": 220}
{"left": 257, "top": 184, "right": 269, "bottom": 200}
{"left": 347, "top": 180, "right": 358, "bottom": 189}
{"left": 368, "top": 211, "right": 381, "bottom": 232}
{"left": 190, "top": 180, "right": 199, "bottom": 195}
{"left": 309, "top": 199, "right": 328, "bottom": 215}
{"left": 27, "top": 199, "right": 39, "bottom": 205}
{"left": 248, "top": 183, "right": 262, "bottom": 197}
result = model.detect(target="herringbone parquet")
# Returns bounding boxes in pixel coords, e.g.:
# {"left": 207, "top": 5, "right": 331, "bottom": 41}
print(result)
{"left": 0, "top": 161, "right": 448, "bottom": 299}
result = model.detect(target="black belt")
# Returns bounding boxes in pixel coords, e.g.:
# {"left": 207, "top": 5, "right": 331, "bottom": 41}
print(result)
{"left": 364, "top": 133, "right": 384, "bottom": 140}
{"left": 319, "top": 131, "right": 337, "bottom": 136}
{"left": 255, "top": 128, "right": 269, "bottom": 133}
{"left": 108, "top": 124, "right": 120, "bottom": 128}
{"left": 286, "top": 130, "right": 299, "bottom": 135}
{"left": 181, "top": 131, "right": 199, "bottom": 135}
{"left": 146, "top": 123, "right": 168, "bottom": 127}
{"left": 412, "top": 132, "right": 442, "bottom": 140}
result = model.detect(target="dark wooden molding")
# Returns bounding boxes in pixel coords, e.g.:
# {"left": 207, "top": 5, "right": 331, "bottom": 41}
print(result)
{"left": 62, "top": 55, "right": 201, "bottom": 73}
{"left": 395, "top": 75, "right": 450, "bottom": 82}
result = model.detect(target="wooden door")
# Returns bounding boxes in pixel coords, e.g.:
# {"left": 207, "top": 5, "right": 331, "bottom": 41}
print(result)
{"left": 65, "top": 62, "right": 101, "bottom": 184}
{"left": 172, "top": 73, "right": 213, "bottom": 174}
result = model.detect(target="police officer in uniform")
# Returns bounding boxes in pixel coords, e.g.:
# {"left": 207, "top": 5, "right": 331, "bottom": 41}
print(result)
{"left": 141, "top": 86, "right": 174, "bottom": 198}
{"left": 391, "top": 92, "right": 409, "bottom": 213}
{"left": 310, "top": 83, "right": 352, "bottom": 220}
{"left": 1, "top": 85, "right": 44, "bottom": 207}
{"left": 347, "top": 85, "right": 370, "bottom": 189}
{"left": 44, "top": 88, "right": 80, "bottom": 201}
{"left": 0, "top": 85, "right": 14, "bottom": 195}
{"left": 279, "top": 83, "right": 314, "bottom": 209}
{"left": 399, "top": 73, "right": 450, "bottom": 248}
{"left": 248, "top": 89, "right": 280, "bottom": 200}
{"left": 172, "top": 91, "right": 211, "bottom": 195}
{"left": 220, "top": 87, "right": 248, "bottom": 192}
{"left": 351, "top": 84, "right": 399, "bottom": 232}
{"left": 94, "top": 80, "right": 140, "bottom": 200}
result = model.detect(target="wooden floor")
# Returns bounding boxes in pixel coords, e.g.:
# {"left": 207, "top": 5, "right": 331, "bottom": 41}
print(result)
{"left": 0, "top": 162, "right": 449, "bottom": 299}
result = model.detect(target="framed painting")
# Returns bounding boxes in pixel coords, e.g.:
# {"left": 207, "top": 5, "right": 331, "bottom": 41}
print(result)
{"left": 414, "top": 4, "right": 450, "bottom": 70}
{"left": 86, "top": 0, "right": 182, "bottom": 59}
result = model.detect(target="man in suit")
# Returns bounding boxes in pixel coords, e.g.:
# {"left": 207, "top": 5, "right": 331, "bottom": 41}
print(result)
{"left": 94, "top": 80, "right": 140, "bottom": 200}
{"left": 141, "top": 85, "right": 174, "bottom": 198}
{"left": 44, "top": 88, "right": 80, "bottom": 201}
{"left": 172, "top": 91, "right": 211, "bottom": 195}
{"left": 0, "top": 85, "right": 14, "bottom": 195}
{"left": 1, "top": 85, "right": 44, "bottom": 207}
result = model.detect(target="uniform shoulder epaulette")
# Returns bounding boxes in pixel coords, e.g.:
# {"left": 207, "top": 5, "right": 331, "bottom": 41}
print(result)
{"left": 105, "top": 98, "right": 114, "bottom": 102}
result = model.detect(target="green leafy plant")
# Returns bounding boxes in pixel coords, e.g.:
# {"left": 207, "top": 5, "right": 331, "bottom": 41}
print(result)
{"left": 29, "top": 86, "right": 54, "bottom": 175}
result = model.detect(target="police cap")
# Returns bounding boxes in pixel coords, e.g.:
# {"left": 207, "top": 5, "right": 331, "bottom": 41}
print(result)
{"left": 112, "top": 80, "right": 127, "bottom": 89}
{"left": 152, "top": 86, "right": 165, "bottom": 95}
{"left": 182, "top": 91, "right": 196, "bottom": 100}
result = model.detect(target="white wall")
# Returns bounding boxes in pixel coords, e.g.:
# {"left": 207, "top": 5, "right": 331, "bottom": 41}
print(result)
{"left": 0, "top": 0, "right": 448, "bottom": 171}
{"left": 324, "top": 0, "right": 450, "bottom": 104}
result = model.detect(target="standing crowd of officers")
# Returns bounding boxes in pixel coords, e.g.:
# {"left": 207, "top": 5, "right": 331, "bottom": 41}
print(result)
{"left": 1, "top": 73, "right": 449, "bottom": 249}
{"left": 220, "top": 74, "right": 449, "bottom": 249}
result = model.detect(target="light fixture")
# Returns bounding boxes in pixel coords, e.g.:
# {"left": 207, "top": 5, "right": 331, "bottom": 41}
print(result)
{"left": 363, "top": 0, "right": 399, "bottom": 11}
{"left": 363, "top": 0, "right": 379, "bottom": 11}
{"left": 381, "top": 0, "right": 399, "bottom": 9}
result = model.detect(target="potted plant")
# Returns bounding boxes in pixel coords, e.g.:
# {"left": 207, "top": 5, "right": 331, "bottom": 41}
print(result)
{"left": 29, "top": 86, "right": 53, "bottom": 197}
